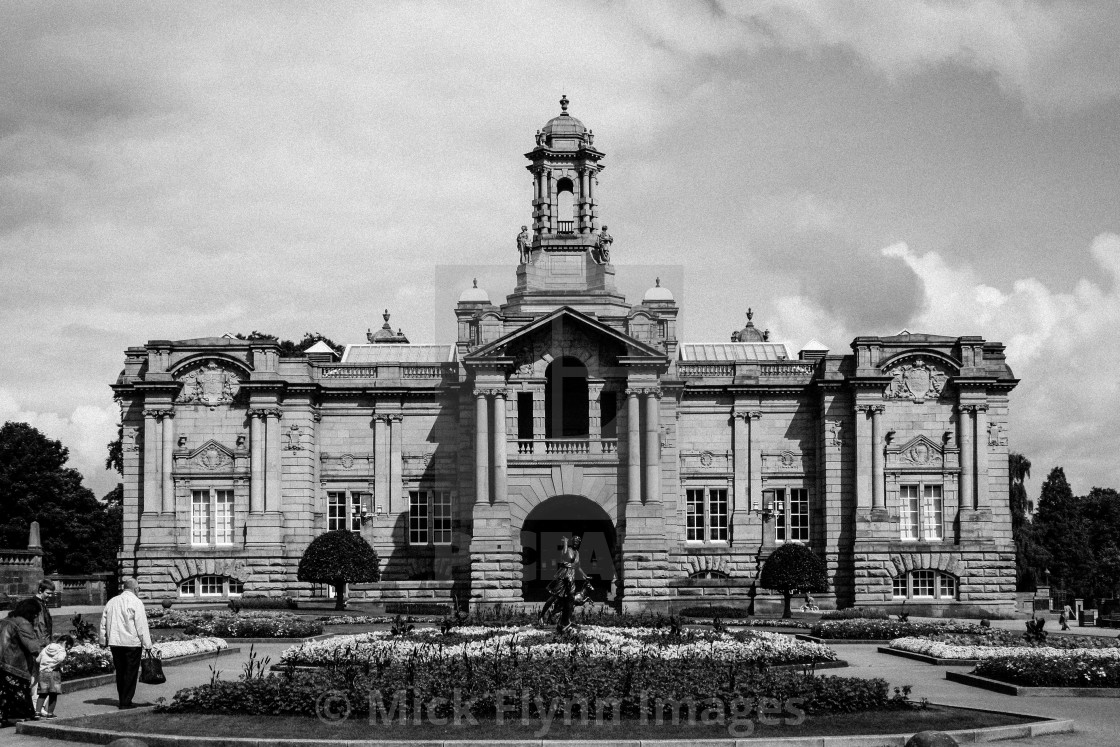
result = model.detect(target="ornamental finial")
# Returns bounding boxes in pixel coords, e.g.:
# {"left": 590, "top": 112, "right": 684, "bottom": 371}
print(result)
{"left": 382, "top": 309, "right": 391, "bottom": 326}
{"left": 655, "top": 277, "right": 661, "bottom": 287}
{"left": 472, "top": 278, "right": 478, "bottom": 288}
{"left": 560, "top": 94, "right": 569, "bottom": 113}
{"left": 746, "top": 308, "right": 754, "bottom": 322}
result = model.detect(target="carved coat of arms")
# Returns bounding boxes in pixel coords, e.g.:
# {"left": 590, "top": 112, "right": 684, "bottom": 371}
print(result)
{"left": 177, "top": 361, "right": 241, "bottom": 408}
{"left": 884, "top": 358, "right": 948, "bottom": 403}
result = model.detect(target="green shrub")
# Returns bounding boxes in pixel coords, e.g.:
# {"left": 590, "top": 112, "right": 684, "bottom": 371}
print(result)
{"left": 819, "top": 608, "right": 889, "bottom": 621}
{"left": 759, "top": 543, "right": 828, "bottom": 618}
{"left": 184, "top": 616, "right": 322, "bottom": 639}
{"left": 297, "top": 530, "right": 380, "bottom": 610}
{"left": 811, "top": 619, "right": 977, "bottom": 639}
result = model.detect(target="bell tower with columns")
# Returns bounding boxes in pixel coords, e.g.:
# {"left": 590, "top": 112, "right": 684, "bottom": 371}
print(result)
{"left": 504, "top": 95, "right": 630, "bottom": 318}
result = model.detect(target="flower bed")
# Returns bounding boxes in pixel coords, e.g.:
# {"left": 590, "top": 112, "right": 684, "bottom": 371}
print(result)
{"left": 891, "top": 629, "right": 1120, "bottom": 655}
{"left": 61, "top": 638, "right": 228, "bottom": 681}
{"left": 890, "top": 636, "right": 1120, "bottom": 662}
{"left": 279, "top": 625, "right": 837, "bottom": 668}
{"left": 148, "top": 609, "right": 323, "bottom": 638}
{"left": 810, "top": 619, "right": 977, "bottom": 640}
{"left": 974, "top": 653, "right": 1120, "bottom": 688}
{"left": 161, "top": 627, "right": 887, "bottom": 721}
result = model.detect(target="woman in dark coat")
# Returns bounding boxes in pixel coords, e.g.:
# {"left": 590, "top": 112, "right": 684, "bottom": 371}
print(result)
{"left": 1, "top": 600, "right": 42, "bottom": 727}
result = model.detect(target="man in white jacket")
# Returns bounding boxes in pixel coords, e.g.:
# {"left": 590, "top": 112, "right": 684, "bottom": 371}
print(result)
{"left": 99, "top": 577, "right": 153, "bottom": 709}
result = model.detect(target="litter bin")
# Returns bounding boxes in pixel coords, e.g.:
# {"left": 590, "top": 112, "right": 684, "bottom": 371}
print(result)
{"left": 1079, "top": 609, "right": 1096, "bottom": 627}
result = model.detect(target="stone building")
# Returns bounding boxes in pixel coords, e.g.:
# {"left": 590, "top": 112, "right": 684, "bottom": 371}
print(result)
{"left": 113, "top": 98, "right": 1018, "bottom": 614}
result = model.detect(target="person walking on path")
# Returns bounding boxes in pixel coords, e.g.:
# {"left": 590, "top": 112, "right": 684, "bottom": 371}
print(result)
{"left": 27, "top": 580, "right": 55, "bottom": 694}
{"left": 35, "top": 634, "right": 73, "bottom": 718}
{"left": 1062, "top": 603, "right": 1075, "bottom": 628}
{"left": 98, "top": 577, "right": 152, "bottom": 709}
{"left": 0, "top": 602, "right": 42, "bottom": 727}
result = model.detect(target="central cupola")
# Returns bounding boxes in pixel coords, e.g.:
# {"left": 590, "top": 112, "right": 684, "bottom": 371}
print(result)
{"left": 504, "top": 96, "right": 629, "bottom": 318}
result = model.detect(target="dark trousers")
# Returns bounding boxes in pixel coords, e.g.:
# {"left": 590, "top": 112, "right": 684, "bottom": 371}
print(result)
{"left": 110, "top": 646, "right": 142, "bottom": 707}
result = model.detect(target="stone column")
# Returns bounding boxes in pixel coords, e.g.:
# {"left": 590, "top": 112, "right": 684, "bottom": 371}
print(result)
{"left": 747, "top": 412, "right": 762, "bottom": 512}
{"left": 732, "top": 410, "right": 761, "bottom": 542}
{"left": 959, "top": 405, "right": 975, "bottom": 510}
{"left": 374, "top": 415, "right": 389, "bottom": 514}
{"left": 626, "top": 388, "right": 641, "bottom": 505}
{"left": 389, "top": 414, "right": 403, "bottom": 514}
{"left": 579, "top": 168, "right": 589, "bottom": 232}
{"left": 160, "top": 410, "right": 175, "bottom": 514}
{"left": 974, "top": 404, "right": 989, "bottom": 510}
{"left": 474, "top": 390, "right": 489, "bottom": 504}
{"left": 491, "top": 391, "right": 507, "bottom": 503}
{"left": 264, "top": 409, "right": 281, "bottom": 512}
{"left": 855, "top": 406, "right": 870, "bottom": 509}
{"left": 546, "top": 172, "right": 555, "bottom": 233}
{"left": 588, "top": 381, "right": 603, "bottom": 454}
{"left": 249, "top": 411, "right": 264, "bottom": 513}
{"left": 870, "top": 405, "right": 885, "bottom": 510}
{"left": 142, "top": 408, "right": 160, "bottom": 514}
{"left": 643, "top": 389, "right": 661, "bottom": 504}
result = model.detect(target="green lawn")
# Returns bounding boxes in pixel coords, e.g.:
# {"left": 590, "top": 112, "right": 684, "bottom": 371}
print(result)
{"left": 62, "top": 705, "right": 1035, "bottom": 741}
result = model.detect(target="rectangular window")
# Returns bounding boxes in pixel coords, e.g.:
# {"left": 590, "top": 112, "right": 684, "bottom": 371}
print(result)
{"left": 900, "top": 485, "right": 920, "bottom": 541}
{"left": 409, "top": 490, "right": 430, "bottom": 545}
{"left": 922, "top": 485, "right": 944, "bottom": 541}
{"left": 788, "top": 488, "right": 809, "bottom": 542}
{"left": 708, "top": 488, "right": 728, "bottom": 541}
{"left": 179, "top": 578, "right": 196, "bottom": 597}
{"left": 191, "top": 490, "right": 211, "bottom": 545}
{"left": 228, "top": 578, "right": 244, "bottom": 596}
{"left": 517, "top": 393, "right": 534, "bottom": 440}
{"left": 771, "top": 487, "right": 810, "bottom": 543}
{"left": 327, "top": 491, "right": 365, "bottom": 531}
{"left": 432, "top": 491, "right": 452, "bottom": 545}
{"left": 686, "top": 488, "right": 705, "bottom": 541}
{"left": 199, "top": 576, "right": 223, "bottom": 596}
{"left": 939, "top": 573, "right": 956, "bottom": 599}
{"left": 911, "top": 570, "right": 935, "bottom": 598}
{"left": 214, "top": 490, "right": 234, "bottom": 544}
{"left": 192, "top": 488, "right": 234, "bottom": 546}
{"left": 892, "top": 576, "right": 907, "bottom": 598}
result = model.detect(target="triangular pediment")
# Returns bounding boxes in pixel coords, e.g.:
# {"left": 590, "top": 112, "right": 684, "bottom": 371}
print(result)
{"left": 467, "top": 306, "right": 666, "bottom": 362}
{"left": 885, "top": 434, "right": 957, "bottom": 470}
{"left": 187, "top": 439, "right": 236, "bottom": 460}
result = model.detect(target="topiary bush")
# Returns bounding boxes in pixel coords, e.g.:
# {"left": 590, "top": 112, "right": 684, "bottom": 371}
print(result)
{"left": 384, "top": 602, "right": 451, "bottom": 616}
{"left": 678, "top": 605, "right": 750, "bottom": 619}
{"left": 759, "top": 543, "right": 829, "bottom": 618}
{"left": 297, "top": 530, "right": 380, "bottom": 610}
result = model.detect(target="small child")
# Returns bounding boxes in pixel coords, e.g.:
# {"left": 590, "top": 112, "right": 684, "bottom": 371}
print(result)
{"left": 35, "top": 635, "right": 75, "bottom": 719}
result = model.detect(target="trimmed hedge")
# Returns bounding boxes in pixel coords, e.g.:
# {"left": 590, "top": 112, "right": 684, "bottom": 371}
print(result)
{"left": 230, "top": 596, "right": 298, "bottom": 611}
{"left": 384, "top": 602, "right": 451, "bottom": 616}
{"left": 819, "top": 608, "right": 889, "bottom": 621}
{"left": 678, "top": 606, "right": 750, "bottom": 619}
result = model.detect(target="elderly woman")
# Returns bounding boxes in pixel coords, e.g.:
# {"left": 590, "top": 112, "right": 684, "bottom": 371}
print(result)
{"left": 1, "top": 600, "right": 42, "bottom": 727}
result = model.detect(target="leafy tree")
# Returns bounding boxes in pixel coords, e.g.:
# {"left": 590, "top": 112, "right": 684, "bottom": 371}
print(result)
{"left": 105, "top": 423, "right": 124, "bottom": 476}
{"left": 297, "top": 530, "right": 380, "bottom": 609}
{"left": 759, "top": 542, "right": 828, "bottom": 618}
{"left": 1033, "top": 467, "right": 1092, "bottom": 598}
{"left": 1008, "top": 453, "right": 1046, "bottom": 591}
{"left": 1081, "top": 488, "right": 1120, "bottom": 600}
{"left": 0, "top": 421, "right": 120, "bottom": 574}
{"left": 233, "top": 331, "right": 343, "bottom": 357}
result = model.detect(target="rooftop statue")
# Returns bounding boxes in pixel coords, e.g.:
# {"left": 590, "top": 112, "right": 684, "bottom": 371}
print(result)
{"left": 517, "top": 225, "right": 532, "bottom": 264}
{"left": 592, "top": 226, "right": 612, "bottom": 265}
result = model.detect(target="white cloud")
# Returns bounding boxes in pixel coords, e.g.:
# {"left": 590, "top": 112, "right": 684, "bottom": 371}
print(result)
{"left": 0, "top": 389, "right": 119, "bottom": 498}
{"left": 882, "top": 234, "right": 1120, "bottom": 496}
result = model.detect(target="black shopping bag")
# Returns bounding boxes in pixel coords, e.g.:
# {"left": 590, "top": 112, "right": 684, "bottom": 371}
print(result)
{"left": 139, "top": 649, "right": 166, "bottom": 685}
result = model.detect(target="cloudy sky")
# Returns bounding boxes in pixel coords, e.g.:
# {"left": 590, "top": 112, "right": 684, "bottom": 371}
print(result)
{"left": 2, "top": 1, "right": 1118, "bottom": 501}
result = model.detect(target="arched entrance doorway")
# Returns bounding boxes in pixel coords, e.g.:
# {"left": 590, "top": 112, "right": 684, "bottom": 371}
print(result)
{"left": 520, "top": 494, "right": 616, "bottom": 601}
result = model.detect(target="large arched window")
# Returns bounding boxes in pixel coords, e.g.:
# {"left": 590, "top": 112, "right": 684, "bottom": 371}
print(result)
{"left": 545, "top": 356, "right": 588, "bottom": 438}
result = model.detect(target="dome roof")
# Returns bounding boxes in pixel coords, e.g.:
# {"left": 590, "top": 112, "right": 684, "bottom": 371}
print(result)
{"left": 540, "top": 94, "right": 587, "bottom": 137}
{"left": 458, "top": 278, "right": 490, "bottom": 304}
{"left": 643, "top": 277, "right": 674, "bottom": 302}
{"left": 732, "top": 308, "right": 769, "bottom": 343}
